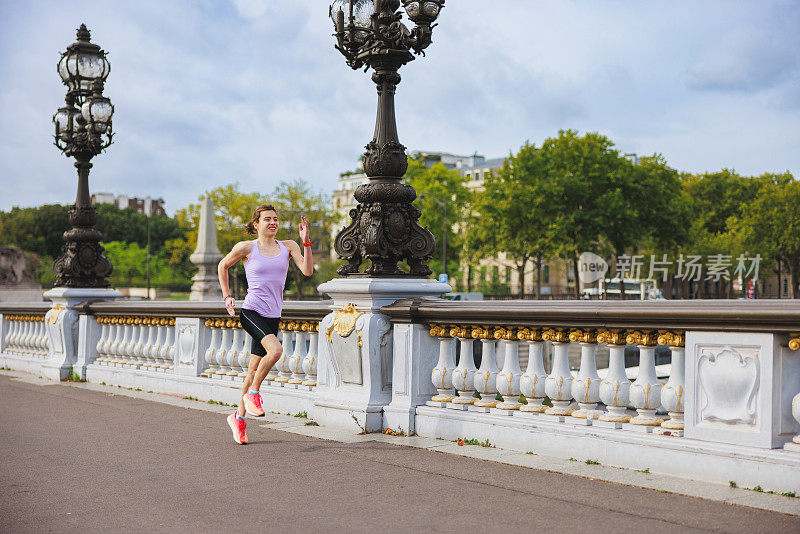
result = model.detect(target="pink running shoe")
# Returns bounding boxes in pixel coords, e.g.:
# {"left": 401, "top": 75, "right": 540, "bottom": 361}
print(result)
{"left": 227, "top": 413, "right": 248, "bottom": 445}
{"left": 243, "top": 392, "right": 265, "bottom": 417}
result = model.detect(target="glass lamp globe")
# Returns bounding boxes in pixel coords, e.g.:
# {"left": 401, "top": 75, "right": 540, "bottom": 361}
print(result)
{"left": 402, "top": 0, "right": 443, "bottom": 23}
{"left": 53, "top": 106, "right": 80, "bottom": 141}
{"left": 57, "top": 24, "right": 110, "bottom": 98}
{"left": 330, "top": 0, "right": 375, "bottom": 30}
{"left": 81, "top": 94, "right": 114, "bottom": 134}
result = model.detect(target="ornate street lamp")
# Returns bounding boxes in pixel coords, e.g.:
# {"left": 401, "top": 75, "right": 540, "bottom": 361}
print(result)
{"left": 52, "top": 24, "right": 114, "bottom": 288}
{"left": 330, "top": 0, "right": 444, "bottom": 277}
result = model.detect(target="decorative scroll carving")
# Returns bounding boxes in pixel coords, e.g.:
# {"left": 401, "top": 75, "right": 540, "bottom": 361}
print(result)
{"left": 698, "top": 346, "right": 759, "bottom": 425}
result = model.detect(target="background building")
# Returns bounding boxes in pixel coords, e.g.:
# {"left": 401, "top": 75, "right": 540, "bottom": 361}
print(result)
{"left": 92, "top": 193, "right": 166, "bottom": 216}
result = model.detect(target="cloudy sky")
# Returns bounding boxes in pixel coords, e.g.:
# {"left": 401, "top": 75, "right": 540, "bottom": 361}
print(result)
{"left": 1, "top": 0, "right": 798, "bottom": 215}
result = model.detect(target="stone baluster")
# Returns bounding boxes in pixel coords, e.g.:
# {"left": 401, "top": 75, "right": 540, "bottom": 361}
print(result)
{"left": 217, "top": 319, "right": 234, "bottom": 376}
{"left": 118, "top": 317, "right": 134, "bottom": 365}
{"left": 133, "top": 317, "right": 147, "bottom": 365}
{"left": 597, "top": 329, "right": 631, "bottom": 426}
{"left": 570, "top": 329, "right": 601, "bottom": 421}
{"left": 301, "top": 322, "right": 319, "bottom": 387}
{"left": 544, "top": 328, "right": 575, "bottom": 416}
{"left": 164, "top": 319, "right": 176, "bottom": 370}
{"left": 109, "top": 317, "right": 125, "bottom": 365}
{"left": 472, "top": 326, "right": 499, "bottom": 410}
{"left": 627, "top": 331, "right": 664, "bottom": 428}
{"left": 21, "top": 318, "right": 33, "bottom": 353}
{"left": 237, "top": 321, "right": 250, "bottom": 378}
{"left": 94, "top": 317, "right": 108, "bottom": 364}
{"left": 274, "top": 322, "right": 294, "bottom": 384}
{"left": 150, "top": 318, "right": 166, "bottom": 369}
{"left": 227, "top": 322, "right": 245, "bottom": 377}
{"left": 204, "top": 319, "right": 222, "bottom": 375}
{"left": 31, "top": 318, "right": 41, "bottom": 355}
{"left": 139, "top": 318, "right": 155, "bottom": 369}
{"left": 656, "top": 331, "right": 685, "bottom": 436}
{"left": 4, "top": 316, "right": 15, "bottom": 350}
{"left": 98, "top": 317, "right": 112, "bottom": 362}
{"left": 429, "top": 325, "right": 456, "bottom": 404}
{"left": 130, "top": 317, "right": 145, "bottom": 364}
{"left": 450, "top": 326, "right": 477, "bottom": 406}
{"left": 496, "top": 327, "right": 523, "bottom": 411}
{"left": 289, "top": 323, "right": 309, "bottom": 384}
{"left": 519, "top": 328, "right": 548, "bottom": 413}
{"left": 37, "top": 318, "right": 48, "bottom": 356}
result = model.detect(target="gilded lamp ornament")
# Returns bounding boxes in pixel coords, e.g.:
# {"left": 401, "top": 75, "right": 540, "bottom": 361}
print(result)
{"left": 329, "top": 0, "right": 443, "bottom": 277}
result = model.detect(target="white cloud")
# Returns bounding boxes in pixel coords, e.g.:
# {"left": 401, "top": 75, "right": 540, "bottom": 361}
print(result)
{"left": 1, "top": 0, "right": 798, "bottom": 215}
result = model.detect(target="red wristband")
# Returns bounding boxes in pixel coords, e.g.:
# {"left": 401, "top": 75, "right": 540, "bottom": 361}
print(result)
{"left": 302, "top": 241, "right": 312, "bottom": 247}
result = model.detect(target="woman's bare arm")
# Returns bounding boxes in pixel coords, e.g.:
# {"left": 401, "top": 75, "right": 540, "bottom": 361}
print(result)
{"left": 218, "top": 241, "right": 251, "bottom": 315}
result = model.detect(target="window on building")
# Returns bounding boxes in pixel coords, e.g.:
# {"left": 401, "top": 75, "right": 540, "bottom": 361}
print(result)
{"left": 479, "top": 266, "right": 486, "bottom": 282}
{"left": 505, "top": 266, "right": 511, "bottom": 283}
{"left": 784, "top": 278, "right": 788, "bottom": 297}
{"left": 542, "top": 265, "right": 550, "bottom": 285}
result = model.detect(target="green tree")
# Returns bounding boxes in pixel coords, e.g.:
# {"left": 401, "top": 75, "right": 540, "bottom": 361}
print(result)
{"left": 271, "top": 179, "right": 337, "bottom": 299}
{"left": 538, "top": 130, "right": 617, "bottom": 297}
{"left": 734, "top": 178, "right": 800, "bottom": 297}
{"left": 406, "top": 158, "right": 471, "bottom": 282}
{"left": 466, "top": 145, "right": 555, "bottom": 297}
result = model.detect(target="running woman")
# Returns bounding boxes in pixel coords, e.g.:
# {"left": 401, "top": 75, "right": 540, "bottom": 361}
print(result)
{"left": 217, "top": 204, "right": 314, "bottom": 444}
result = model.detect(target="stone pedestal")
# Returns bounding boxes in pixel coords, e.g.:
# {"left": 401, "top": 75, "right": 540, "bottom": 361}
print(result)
{"left": 314, "top": 278, "right": 449, "bottom": 433}
{"left": 189, "top": 197, "right": 223, "bottom": 301}
{"left": 42, "top": 287, "right": 120, "bottom": 380}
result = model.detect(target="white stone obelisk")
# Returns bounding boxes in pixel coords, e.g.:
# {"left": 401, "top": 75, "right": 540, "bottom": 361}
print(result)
{"left": 189, "top": 197, "right": 223, "bottom": 301}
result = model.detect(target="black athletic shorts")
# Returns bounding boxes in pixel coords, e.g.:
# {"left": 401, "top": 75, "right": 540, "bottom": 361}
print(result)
{"left": 239, "top": 308, "right": 281, "bottom": 357}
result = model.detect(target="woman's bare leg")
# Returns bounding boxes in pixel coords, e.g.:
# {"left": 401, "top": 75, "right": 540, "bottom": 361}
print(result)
{"left": 237, "top": 334, "right": 282, "bottom": 417}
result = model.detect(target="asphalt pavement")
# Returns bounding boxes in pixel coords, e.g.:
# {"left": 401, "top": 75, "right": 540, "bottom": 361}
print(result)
{"left": 1, "top": 373, "right": 798, "bottom": 533}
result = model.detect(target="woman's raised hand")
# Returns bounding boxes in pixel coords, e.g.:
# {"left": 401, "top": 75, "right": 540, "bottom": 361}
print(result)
{"left": 298, "top": 215, "right": 310, "bottom": 243}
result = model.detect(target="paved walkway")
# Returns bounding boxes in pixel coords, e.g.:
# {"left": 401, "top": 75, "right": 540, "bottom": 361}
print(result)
{"left": 1, "top": 372, "right": 798, "bottom": 533}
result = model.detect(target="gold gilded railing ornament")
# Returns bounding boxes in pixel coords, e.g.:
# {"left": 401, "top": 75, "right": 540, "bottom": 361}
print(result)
{"left": 326, "top": 303, "right": 363, "bottom": 343}
{"left": 471, "top": 326, "right": 492, "bottom": 339}
{"left": 517, "top": 327, "right": 543, "bottom": 342}
{"left": 542, "top": 328, "right": 569, "bottom": 343}
{"left": 597, "top": 329, "right": 626, "bottom": 345}
{"left": 626, "top": 330, "right": 658, "bottom": 346}
{"left": 657, "top": 331, "right": 685, "bottom": 347}
{"left": 788, "top": 335, "right": 800, "bottom": 351}
{"left": 48, "top": 304, "right": 65, "bottom": 325}
{"left": 429, "top": 324, "right": 448, "bottom": 338}
{"left": 494, "top": 326, "right": 516, "bottom": 341}
{"left": 569, "top": 329, "right": 598, "bottom": 344}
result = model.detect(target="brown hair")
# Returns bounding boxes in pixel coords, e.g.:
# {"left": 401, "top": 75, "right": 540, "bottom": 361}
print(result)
{"left": 245, "top": 204, "right": 279, "bottom": 235}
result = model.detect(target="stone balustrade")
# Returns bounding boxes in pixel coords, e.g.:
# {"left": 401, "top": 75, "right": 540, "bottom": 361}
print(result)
{"left": 2, "top": 313, "right": 49, "bottom": 359}
{"left": 1, "top": 296, "right": 799, "bottom": 493}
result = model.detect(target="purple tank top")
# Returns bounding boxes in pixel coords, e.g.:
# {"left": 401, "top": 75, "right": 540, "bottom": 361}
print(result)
{"left": 241, "top": 240, "right": 290, "bottom": 318}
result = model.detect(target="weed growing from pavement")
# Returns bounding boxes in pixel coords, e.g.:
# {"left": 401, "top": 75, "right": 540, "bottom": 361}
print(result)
{"left": 383, "top": 428, "right": 406, "bottom": 436}
{"left": 350, "top": 413, "right": 366, "bottom": 434}
{"left": 64, "top": 368, "right": 85, "bottom": 382}
{"left": 294, "top": 411, "right": 307, "bottom": 418}
{"left": 183, "top": 395, "right": 199, "bottom": 401}
{"left": 585, "top": 459, "right": 600, "bottom": 465}
{"left": 636, "top": 468, "right": 650, "bottom": 474}
{"left": 100, "top": 382, "right": 106, "bottom": 385}
{"left": 456, "top": 438, "right": 493, "bottom": 448}
{"left": 568, "top": 458, "right": 577, "bottom": 462}
{"left": 525, "top": 451, "right": 534, "bottom": 455}
{"left": 304, "top": 421, "right": 319, "bottom": 426}
{"left": 729, "top": 481, "right": 737, "bottom": 488}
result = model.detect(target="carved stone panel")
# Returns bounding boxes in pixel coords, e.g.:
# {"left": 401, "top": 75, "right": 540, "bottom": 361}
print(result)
{"left": 685, "top": 332, "right": 791, "bottom": 449}
{"left": 697, "top": 346, "right": 760, "bottom": 426}
{"left": 331, "top": 333, "right": 363, "bottom": 385}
